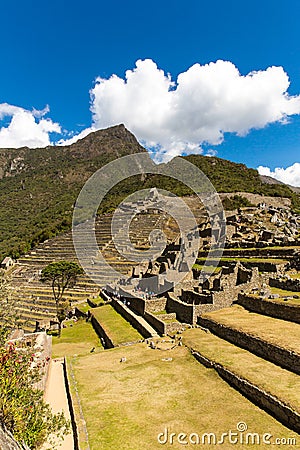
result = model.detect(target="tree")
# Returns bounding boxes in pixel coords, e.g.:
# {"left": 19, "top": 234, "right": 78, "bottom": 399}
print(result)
{"left": 40, "top": 261, "right": 84, "bottom": 336}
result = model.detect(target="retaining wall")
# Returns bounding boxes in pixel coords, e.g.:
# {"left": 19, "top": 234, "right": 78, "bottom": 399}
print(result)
{"left": 191, "top": 351, "right": 300, "bottom": 434}
{"left": 90, "top": 314, "right": 114, "bottom": 349}
{"left": 74, "top": 307, "right": 87, "bottom": 318}
{"left": 167, "top": 294, "right": 194, "bottom": 323}
{"left": 237, "top": 293, "right": 300, "bottom": 324}
{"left": 198, "top": 247, "right": 296, "bottom": 258}
{"left": 111, "top": 298, "right": 154, "bottom": 338}
{"left": 63, "top": 358, "right": 79, "bottom": 450}
{"left": 197, "top": 316, "right": 300, "bottom": 375}
{"left": 269, "top": 277, "right": 300, "bottom": 292}
{"left": 143, "top": 311, "right": 183, "bottom": 335}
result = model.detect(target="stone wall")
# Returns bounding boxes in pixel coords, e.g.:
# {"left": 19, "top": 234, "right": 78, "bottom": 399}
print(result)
{"left": 198, "top": 247, "right": 295, "bottom": 258}
{"left": 90, "top": 314, "right": 114, "bottom": 348}
{"left": 168, "top": 265, "right": 261, "bottom": 324}
{"left": 0, "top": 425, "right": 30, "bottom": 450}
{"left": 181, "top": 290, "right": 213, "bottom": 305}
{"left": 236, "top": 261, "right": 283, "bottom": 273}
{"left": 123, "top": 295, "right": 146, "bottom": 315}
{"left": 74, "top": 307, "right": 87, "bottom": 318}
{"left": 144, "top": 311, "right": 166, "bottom": 335}
{"left": 144, "top": 297, "right": 168, "bottom": 313}
{"left": 144, "top": 311, "right": 183, "bottom": 335}
{"left": 63, "top": 358, "right": 79, "bottom": 450}
{"left": 269, "top": 277, "right": 300, "bottom": 292}
{"left": 197, "top": 316, "right": 300, "bottom": 375}
{"left": 237, "top": 293, "right": 300, "bottom": 324}
{"left": 167, "top": 294, "right": 194, "bottom": 323}
{"left": 191, "top": 351, "right": 300, "bottom": 434}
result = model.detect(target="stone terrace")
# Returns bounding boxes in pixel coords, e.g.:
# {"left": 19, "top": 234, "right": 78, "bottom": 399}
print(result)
{"left": 11, "top": 212, "right": 174, "bottom": 332}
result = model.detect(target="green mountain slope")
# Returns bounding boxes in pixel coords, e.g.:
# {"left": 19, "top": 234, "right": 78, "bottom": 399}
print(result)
{"left": 0, "top": 125, "right": 146, "bottom": 258}
{"left": 0, "top": 125, "right": 299, "bottom": 260}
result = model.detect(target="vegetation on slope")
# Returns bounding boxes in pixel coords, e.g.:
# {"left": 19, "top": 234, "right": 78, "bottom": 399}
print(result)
{"left": 0, "top": 125, "right": 299, "bottom": 260}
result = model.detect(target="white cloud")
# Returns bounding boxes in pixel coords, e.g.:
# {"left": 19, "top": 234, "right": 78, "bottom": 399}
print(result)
{"left": 0, "top": 104, "right": 61, "bottom": 148}
{"left": 57, "top": 126, "right": 95, "bottom": 146}
{"left": 88, "top": 59, "right": 300, "bottom": 162}
{"left": 258, "top": 163, "right": 300, "bottom": 187}
{"left": 205, "top": 149, "right": 218, "bottom": 157}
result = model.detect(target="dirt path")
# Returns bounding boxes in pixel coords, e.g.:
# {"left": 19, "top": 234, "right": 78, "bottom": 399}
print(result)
{"left": 42, "top": 358, "right": 74, "bottom": 449}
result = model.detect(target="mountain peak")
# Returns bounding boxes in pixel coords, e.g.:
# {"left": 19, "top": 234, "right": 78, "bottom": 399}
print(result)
{"left": 67, "top": 124, "right": 146, "bottom": 159}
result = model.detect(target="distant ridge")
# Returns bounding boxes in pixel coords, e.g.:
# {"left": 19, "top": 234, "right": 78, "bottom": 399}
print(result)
{"left": 259, "top": 174, "right": 300, "bottom": 193}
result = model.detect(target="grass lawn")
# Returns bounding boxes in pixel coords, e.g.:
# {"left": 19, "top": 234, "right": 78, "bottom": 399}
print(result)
{"left": 68, "top": 343, "right": 298, "bottom": 450}
{"left": 268, "top": 287, "right": 300, "bottom": 306}
{"left": 76, "top": 302, "right": 91, "bottom": 313}
{"left": 52, "top": 319, "right": 103, "bottom": 358}
{"left": 183, "top": 328, "right": 300, "bottom": 411}
{"left": 202, "top": 305, "right": 300, "bottom": 354}
{"left": 192, "top": 264, "right": 222, "bottom": 273}
{"left": 91, "top": 305, "right": 142, "bottom": 345}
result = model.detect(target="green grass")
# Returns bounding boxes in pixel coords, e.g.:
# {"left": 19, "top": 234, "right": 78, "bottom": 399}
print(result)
{"left": 192, "top": 264, "right": 222, "bottom": 273}
{"left": 183, "top": 328, "right": 300, "bottom": 411}
{"left": 68, "top": 343, "right": 298, "bottom": 450}
{"left": 76, "top": 303, "right": 92, "bottom": 314}
{"left": 202, "top": 305, "right": 300, "bottom": 353}
{"left": 52, "top": 319, "right": 103, "bottom": 357}
{"left": 270, "top": 286, "right": 300, "bottom": 299}
{"left": 91, "top": 305, "right": 142, "bottom": 345}
{"left": 288, "top": 272, "right": 300, "bottom": 279}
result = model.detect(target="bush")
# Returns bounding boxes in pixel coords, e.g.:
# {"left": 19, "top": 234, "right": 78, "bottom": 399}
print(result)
{"left": 0, "top": 343, "right": 70, "bottom": 448}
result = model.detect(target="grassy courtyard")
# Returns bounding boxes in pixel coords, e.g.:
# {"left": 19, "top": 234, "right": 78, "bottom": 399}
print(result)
{"left": 52, "top": 318, "right": 103, "bottom": 358}
{"left": 67, "top": 343, "right": 298, "bottom": 449}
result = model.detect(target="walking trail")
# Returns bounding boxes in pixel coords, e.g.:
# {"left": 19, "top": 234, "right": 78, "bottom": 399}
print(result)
{"left": 42, "top": 358, "right": 74, "bottom": 449}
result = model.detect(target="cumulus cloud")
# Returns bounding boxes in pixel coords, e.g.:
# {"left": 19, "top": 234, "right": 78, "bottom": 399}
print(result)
{"left": 258, "top": 163, "right": 300, "bottom": 187}
{"left": 0, "top": 103, "right": 61, "bottom": 148}
{"left": 88, "top": 59, "right": 300, "bottom": 162}
{"left": 57, "top": 126, "right": 95, "bottom": 146}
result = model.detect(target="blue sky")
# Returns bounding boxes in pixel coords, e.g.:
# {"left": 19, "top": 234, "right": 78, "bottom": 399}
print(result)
{"left": 1, "top": 0, "right": 300, "bottom": 185}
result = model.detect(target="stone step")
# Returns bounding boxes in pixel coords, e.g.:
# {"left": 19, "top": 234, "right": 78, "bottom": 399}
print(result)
{"left": 197, "top": 305, "right": 300, "bottom": 375}
{"left": 236, "top": 293, "right": 300, "bottom": 324}
{"left": 183, "top": 327, "right": 300, "bottom": 433}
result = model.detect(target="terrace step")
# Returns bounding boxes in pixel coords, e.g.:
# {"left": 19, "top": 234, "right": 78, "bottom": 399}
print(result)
{"left": 197, "top": 305, "right": 300, "bottom": 375}
{"left": 183, "top": 328, "right": 300, "bottom": 433}
{"left": 10, "top": 212, "right": 173, "bottom": 327}
{"left": 236, "top": 293, "right": 300, "bottom": 324}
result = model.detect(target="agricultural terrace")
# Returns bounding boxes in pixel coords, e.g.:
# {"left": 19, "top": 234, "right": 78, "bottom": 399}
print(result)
{"left": 90, "top": 304, "right": 143, "bottom": 345}
{"left": 183, "top": 328, "right": 300, "bottom": 411}
{"left": 202, "top": 305, "right": 300, "bottom": 353}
